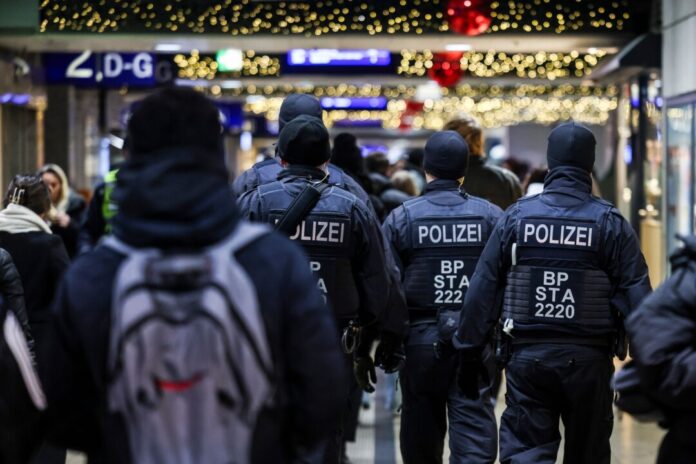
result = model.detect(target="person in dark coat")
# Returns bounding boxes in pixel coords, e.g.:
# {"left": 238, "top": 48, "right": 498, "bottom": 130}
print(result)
{"left": 2, "top": 88, "right": 346, "bottom": 463}
{"left": 383, "top": 131, "right": 501, "bottom": 463}
{"left": 444, "top": 115, "right": 522, "bottom": 210}
{"left": 450, "top": 122, "right": 651, "bottom": 463}
{"left": 0, "top": 174, "right": 69, "bottom": 464}
{"left": 627, "top": 235, "right": 696, "bottom": 464}
{"left": 40, "top": 164, "right": 86, "bottom": 258}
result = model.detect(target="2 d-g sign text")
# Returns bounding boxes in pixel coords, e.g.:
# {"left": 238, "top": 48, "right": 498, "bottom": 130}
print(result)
{"left": 43, "top": 51, "right": 168, "bottom": 87}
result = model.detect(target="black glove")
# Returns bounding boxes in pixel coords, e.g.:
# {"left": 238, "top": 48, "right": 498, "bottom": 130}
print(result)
{"left": 375, "top": 331, "right": 406, "bottom": 373}
{"left": 456, "top": 349, "right": 489, "bottom": 400}
{"left": 354, "top": 356, "right": 377, "bottom": 393}
{"left": 433, "top": 337, "right": 456, "bottom": 360}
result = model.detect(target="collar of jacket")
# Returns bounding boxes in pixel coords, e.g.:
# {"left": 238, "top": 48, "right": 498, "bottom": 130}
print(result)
{"left": 468, "top": 156, "right": 486, "bottom": 168}
{"left": 543, "top": 166, "right": 592, "bottom": 196}
{"left": 425, "top": 178, "right": 466, "bottom": 194}
{"left": 278, "top": 165, "right": 329, "bottom": 182}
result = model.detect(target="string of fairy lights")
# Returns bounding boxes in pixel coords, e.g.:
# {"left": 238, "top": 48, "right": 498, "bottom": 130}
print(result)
{"left": 399, "top": 49, "right": 607, "bottom": 80}
{"left": 171, "top": 49, "right": 609, "bottom": 80}
{"left": 39, "top": 0, "right": 636, "bottom": 35}
{"left": 189, "top": 83, "right": 618, "bottom": 129}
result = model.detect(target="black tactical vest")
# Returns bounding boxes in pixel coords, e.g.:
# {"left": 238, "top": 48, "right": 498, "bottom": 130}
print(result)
{"left": 502, "top": 197, "right": 614, "bottom": 336}
{"left": 258, "top": 181, "right": 359, "bottom": 320}
{"left": 400, "top": 193, "right": 492, "bottom": 314}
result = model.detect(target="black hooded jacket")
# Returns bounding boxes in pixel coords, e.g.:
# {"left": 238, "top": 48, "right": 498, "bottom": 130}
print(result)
{"left": 628, "top": 236, "right": 696, "bottom": 415}
{"left": 30, "top": 149, "right": 346, "bottom": 463}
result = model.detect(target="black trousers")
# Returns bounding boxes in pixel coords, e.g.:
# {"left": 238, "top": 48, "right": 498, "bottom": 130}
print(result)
{"left": 399, "top": 323, "right": 497, "bottom": 464}
{"left": 499, "top": 344, "right": 614, "bottom": 464}
{"left": 323, "top": 352, "right": 355, "bottom": 464}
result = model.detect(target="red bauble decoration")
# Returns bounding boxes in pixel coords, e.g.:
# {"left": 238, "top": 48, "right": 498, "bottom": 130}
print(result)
{"left": 428, "top": 51, "right": 464, "bottom": 88}
{"left": 446, "top": 0, "right": 491, "bottom": 36}
{"left": 399, "top": 100, "right": 425, "bottom": 130}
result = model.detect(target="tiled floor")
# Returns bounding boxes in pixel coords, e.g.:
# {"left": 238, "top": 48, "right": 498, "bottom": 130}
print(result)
{"left": 346, "top": 371, "right": 665, "bottom": 464}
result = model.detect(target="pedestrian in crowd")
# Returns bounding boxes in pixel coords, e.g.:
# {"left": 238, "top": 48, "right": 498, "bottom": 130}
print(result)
{"left": 0, "top": 88, "right": 346, "bottom": 463}
{"left": 78, "top": 167, "right": 120, "bottom": 254}
{"left": 523, "top": 166, "right": 547, "bottom": 196}
{"left": 627, "top": 234, "right": 696, "bottom": 464}
{"left": 383, "top": 131, "right": 501, "bottom": 464}
{"left": 238, "top": 114, "right": 405, "bottom": 464}
{"left": 501, "top": 157, "right": 530, "bottom": 183}
{"left": 39, "top": 164, "right": 86, "bottom": 258}
{"left": 331, "top": 132, "right": 386, "bottom": 220}
{"left": 381, "top": 171, "right": 418, "bottom": 214}
{"left": 444, "top": 115, "right": 522, "bottom": 210}
{"left": 0, "top": 174, "right": 69, "bottom": 464}
{"left": 449, "top": 122, "right": 651, "bottom": 463}
{"left": 402, "top": 147, "right": 426, "bottom": 192}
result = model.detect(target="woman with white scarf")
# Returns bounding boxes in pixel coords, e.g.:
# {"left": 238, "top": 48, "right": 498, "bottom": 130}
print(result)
{"left": 0, "top": 174, "right": 68, "bottom": 464}
{"left": 39, "top": 164, "right": 86, "bottom": 258}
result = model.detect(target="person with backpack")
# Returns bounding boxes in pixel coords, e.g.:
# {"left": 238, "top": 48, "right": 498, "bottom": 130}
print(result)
{"left": 627, "top": 235, "right": 696, "bottom": 464}
{"left": 382, "top": 131, "right": 501, "bottom": 463}
{"left": 2, "top": 87, "right": 346, "bottom": 463}
{"left": 238, "top": 114, "right": 405, "bottom": 464}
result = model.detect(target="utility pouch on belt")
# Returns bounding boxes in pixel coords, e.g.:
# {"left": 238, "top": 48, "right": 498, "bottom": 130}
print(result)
{"left": 494, "top": 326, "right": 512, "bottom": 368}
{"left": 435, "top": 309, "right": 460, "bottom": 342}
{"left": 614, "top": 315, "right": 628, "bottom": 361}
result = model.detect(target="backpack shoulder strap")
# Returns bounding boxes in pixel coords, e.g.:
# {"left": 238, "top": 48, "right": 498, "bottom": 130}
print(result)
{"left": 274, "top": 182, "right": 330, "bottom": 236}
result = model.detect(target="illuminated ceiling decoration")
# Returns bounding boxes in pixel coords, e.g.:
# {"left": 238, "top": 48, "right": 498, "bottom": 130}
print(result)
{"left": 171, "top": 49, "right": 609, "bottom": 80}
{"left": 188, "top": 84, "right": 618, "bottom": 129}
{"left": 173, "top": 50, "right": 280, "bottom": 79}
{"left": 40, "top": 0, "right": 635, "bottom": 35}
{"left": 399, "top": 49, "right": 607, "bottom": 79}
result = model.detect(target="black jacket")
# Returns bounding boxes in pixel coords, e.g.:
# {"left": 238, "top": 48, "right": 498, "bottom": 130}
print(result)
{"left": 0, "top": 248, "right": 31, "bottom": 348}
{"left": 455, "top": 167, "right": 651, "bottom": 350}
{"left": 35, "top": 149, "right": 346, "bottom": 463}
{"left": 463, "top": 156, "right": 522, "bottom": 211}
{"left": 628, "top": 235, "right": 696, "bottom": 414}
{"left": 0, "top": 232, "right": 68, "bottom": 326}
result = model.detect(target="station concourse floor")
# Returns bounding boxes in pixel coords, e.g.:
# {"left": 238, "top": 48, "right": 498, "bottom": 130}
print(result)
{"left": 65, "top": 370, "right": 665, "bottom": 464}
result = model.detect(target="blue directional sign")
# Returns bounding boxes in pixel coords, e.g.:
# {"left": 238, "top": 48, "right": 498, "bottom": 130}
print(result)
{"left": 43, "top": 51, "right": 158, "bottom": 87}
{"left": 321, "top": 97, "right": 388, "bottom": 110}
{"left": 287, "top": 49, "right": 391, "bottom": 67}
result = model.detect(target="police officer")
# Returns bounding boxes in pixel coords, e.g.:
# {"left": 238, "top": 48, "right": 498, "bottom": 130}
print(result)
{"left": 382, "top": 131, "right": 500, "bottom": 464}
{"left": 238, "top": 115, "right": 402, "bottom": 464}
{"left": 232, "top": 94, "right": 372, "bottom": 208}
{"left": 452, "top": 122, "right": 651, "bottom": 463}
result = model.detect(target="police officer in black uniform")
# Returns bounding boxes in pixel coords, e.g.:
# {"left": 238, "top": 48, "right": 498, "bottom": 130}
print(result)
{"left": 232, "top": 94, "right": 373, "bottom": 208}
{"left": 382, "top": 131, "right": 500, "bottom": 464}
{"left": 451, "top": 122, "right": 651, "bottom": 463}
{"left": 238, "top": 115, "right": 402, "bottom": 464}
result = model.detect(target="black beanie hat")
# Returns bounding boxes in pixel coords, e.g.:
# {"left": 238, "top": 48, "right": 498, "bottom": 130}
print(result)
{"left": 127, "top": 87, "right": 223, "bottom": 158}
{"left": 331, "top": 133, "right": 364, "bottom": 174}
{"left": 278, "top": 115, "right": 331, "bottom": 166}
{"left": 423, "top": 130, "right": 470, "bottom": 180}
{"left": 546, "top": 121, "right": 596, "bottom": 172}
{"left": 279, "top": 94, "right": 323, "bottom": 131}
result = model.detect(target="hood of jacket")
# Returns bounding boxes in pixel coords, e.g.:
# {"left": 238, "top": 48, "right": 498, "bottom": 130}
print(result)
{"left": 41, "top": 163, "right": 71, "bottom": 214}
{"left": 539, "top": 166, "right": 593, "bottom": 207}
{"left": 0, "top": 204, "right": 52, "bottom": 234}
{"left": 111, "top": 147, "right": 239, "bottom": 249}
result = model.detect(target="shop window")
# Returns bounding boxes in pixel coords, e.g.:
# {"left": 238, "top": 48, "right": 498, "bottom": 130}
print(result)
{"left": 665, "top": 104, "right": 693, "bottom": 255}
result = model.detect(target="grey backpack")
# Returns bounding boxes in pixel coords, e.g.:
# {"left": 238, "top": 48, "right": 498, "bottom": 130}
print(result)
{"left": 105, "top": 222, "right": 274, "bottom": 464}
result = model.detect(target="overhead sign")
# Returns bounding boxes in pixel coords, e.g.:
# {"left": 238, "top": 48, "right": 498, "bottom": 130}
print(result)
{"left": 321, "top": 97, "right": 388, "bottom": 110}
{"left": 43, "top": 51, "right": 169, "bottom": 87}
{"left": 287, "top": 49, "right": 391, "bottom": 67}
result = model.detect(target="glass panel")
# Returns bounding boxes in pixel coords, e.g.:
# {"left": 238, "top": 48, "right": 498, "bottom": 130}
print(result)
{"left": 665, "top": 104, "right": 693, "bottom": 255}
